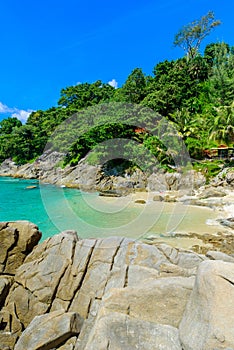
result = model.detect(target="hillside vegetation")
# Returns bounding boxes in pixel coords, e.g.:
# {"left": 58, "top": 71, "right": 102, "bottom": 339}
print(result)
{"left": 0, "top": 12, "right": 233, "bottom": 171}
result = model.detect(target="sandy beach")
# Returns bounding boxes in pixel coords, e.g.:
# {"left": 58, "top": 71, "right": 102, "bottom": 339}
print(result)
{"left": 96, "top": 188, "right": 234, "bottom": 252}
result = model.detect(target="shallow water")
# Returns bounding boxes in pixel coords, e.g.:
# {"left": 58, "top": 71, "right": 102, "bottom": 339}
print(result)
{"left": 0, "top": 177, "right": 221, "bottom": 241}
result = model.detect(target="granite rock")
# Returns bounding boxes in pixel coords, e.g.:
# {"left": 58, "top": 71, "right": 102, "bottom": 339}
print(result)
{"left": 0, "top": 222, "right": 234, "bottom": 349}
{"left": 179, "top": 260, "right": 234, "bottom": 350}
{"left": 14, "top": 310, "right": 83, "bottom": 350}
{"left": 0, "top": 221, "right": 41, "bottom": 274}
{"left": 82, "top": 312, "right": 182, "bottom": 350}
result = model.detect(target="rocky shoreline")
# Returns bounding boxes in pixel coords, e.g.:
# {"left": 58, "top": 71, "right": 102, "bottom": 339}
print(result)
{"left": 0, "top": 151, "right": 234, "bottom": 197}
{"left": 0, "top": 151, "right": 234, "bottom": 241}
{"left": 0, "top": 221, "right": 234, "bottom": 349}
{"left": 0, "top": 151, "right": 208, "bottom": 193}
{"left": 0, "top": 153, "right": 234, "bottom": 348}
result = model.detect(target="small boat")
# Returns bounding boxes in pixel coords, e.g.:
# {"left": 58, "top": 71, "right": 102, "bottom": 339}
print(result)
{"left": 25, "top": 185, "right": 38, "bottom": 190}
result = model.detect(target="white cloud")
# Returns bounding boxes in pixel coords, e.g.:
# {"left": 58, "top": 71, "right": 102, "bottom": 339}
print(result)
{"left": 0, "top": 102, "right": 11, "bottom": 113}
{"left": 108, "top": 79, "right": 118, "bottom": 89}
{"left": 0, "top": 101, "right": 34, "bottom": 123}
{"left": 11, "top": 110, "right": 33, "bottom": 123}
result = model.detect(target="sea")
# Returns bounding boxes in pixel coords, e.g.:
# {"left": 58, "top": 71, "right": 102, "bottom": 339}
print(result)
{"left": 0, "top": 177, "right": 221, "bottom": 241}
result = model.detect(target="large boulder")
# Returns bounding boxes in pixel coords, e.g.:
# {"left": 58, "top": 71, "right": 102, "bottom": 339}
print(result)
{"left": 226, "top": 169, "right": 234, "bottom": 186}
{"left": 197, "top": 186, "right": 227, "bottom": 200}
{"left": 179, "top": 170, "right": 206, "bottom": 190}
{"left": 179, "top": 260, "right": 234, "bottom": 350}
{"left": 5, "top": 231, "right": 79, "bottom": 328}
{"left": 81, "top": 312, "right": 182, "bottom": 350}
{"left": 0, "top": 233, "right": 169, "bottom": 342}
{"left": 147, "top": 172, "right": 168, "bottom": 192}
{"left": 57, "top": 163, "right": 103, "bottom": 190}
{"left": 14, "top": 310, "right": 83, "bottom": 350}
{"left": 0, "top": 221, "right": 41, "bottom": 274}
{"left": 147, "top": 170, "right": 206, "bottom": 193}
{"left": 68, "top": 237, "right": 168, "bottom": 319}
{"left": 99, "top": 276, "right": 194, "bottom": 328}
{"left": 218, "top": 217, "right": 234, "bottom": 230}
{"left": 212, "top": 167, "right": 234, "bottom": 188}
{"left": 206, "top": 250, "right": 234, "bottom": 263}
{"left": 1, "top": 223, "right": 234, "bottom": 349}
{"left": 0, "top": 159, "right": 18, "bottom": 176}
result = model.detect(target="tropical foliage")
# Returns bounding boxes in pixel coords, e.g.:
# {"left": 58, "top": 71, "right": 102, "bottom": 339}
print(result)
{"left": 0, "top": 11, "right": 233, "bottom": 171}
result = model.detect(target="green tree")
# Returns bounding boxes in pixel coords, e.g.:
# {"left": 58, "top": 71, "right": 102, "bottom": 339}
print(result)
{"left": 0, "top": 117, "right": 22, "bottom": 134}
{"left": 209, "top": 103, "right": 234, "bottom": 145}
{"left": 208, "top": 42, "right": 234, "bottom": 105}
{"left": 0, "top": 117, "right": 22, "bottom": 162}
{"left": 204, "top": 42, "right": 230, "bottom": 70}
{"left": 119, "top": 68, "right": 147, "bottom": 104}
{"left": 174, "top": 11, "right": 221, "bottom": 59}
{"left": 58, "top": 80, "right": 115, "bottom": 110}
{"left": 142, "top": 58, "right": 206, "bottom": 116}
{"left": 169, "top": 108, "right": 212, "bottom": 159}
{"left": 11, "top": 125, "right": 36, "bottom": 163}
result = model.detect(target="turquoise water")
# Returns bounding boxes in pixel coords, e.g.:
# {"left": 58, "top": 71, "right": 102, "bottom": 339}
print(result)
{"left": 0, "top": 177, "right": 145, "bottom": 240}
{"left": 0, "top": 177, "right": 63, "bottom": 239}
{"left": 0, "top": 177, "right": 219, "bottom": 241}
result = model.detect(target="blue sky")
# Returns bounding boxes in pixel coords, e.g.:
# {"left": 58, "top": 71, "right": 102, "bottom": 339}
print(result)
{"left": 0, "top": 0, "right": 233, "bottom": 122}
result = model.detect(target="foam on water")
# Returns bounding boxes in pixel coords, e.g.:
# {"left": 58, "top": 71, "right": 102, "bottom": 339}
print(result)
{"left": 206, "top": 218, "right": 219, "bottom": 226}
{"left": 223, "top": 204, "right": 234, "bottom": 217}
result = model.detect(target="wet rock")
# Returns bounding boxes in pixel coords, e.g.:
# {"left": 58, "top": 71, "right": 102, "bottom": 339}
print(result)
{"left": 218, "top": 217, "right": 234, "bottom": 229}
{"left": 134, "top": 199, "right": 146, "bottom": 204}
{"left": 164, "top": 194, "right": 177, "bottom": 202}
{"left": 99, "top": 189, "right": 124, "bottom": 197}
{"left": 153, "top": 194, "right": 164, "bottom": 201}
{"left": 153, "top": 191, "right": 184, "bottom": 202}
{"left": 187, "top": 231, "right": 234, "bottom": 256}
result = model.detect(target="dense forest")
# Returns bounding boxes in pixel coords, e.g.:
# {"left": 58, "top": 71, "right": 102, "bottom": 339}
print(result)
{"left": 0, "top": 12, "right": 234, "bottom": 172}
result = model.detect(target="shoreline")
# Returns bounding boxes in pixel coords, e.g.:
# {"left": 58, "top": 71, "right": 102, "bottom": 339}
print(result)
{"left": 102, "top": 189, "right": 233, "bottom": 247}
{"left": 0, "top": 158, "right": 233, "bottom": 253}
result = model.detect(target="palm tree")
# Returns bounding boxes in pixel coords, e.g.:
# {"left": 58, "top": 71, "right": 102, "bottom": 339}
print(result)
{"left": 209, "top": 102, "right": 234, "bottom": 145}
